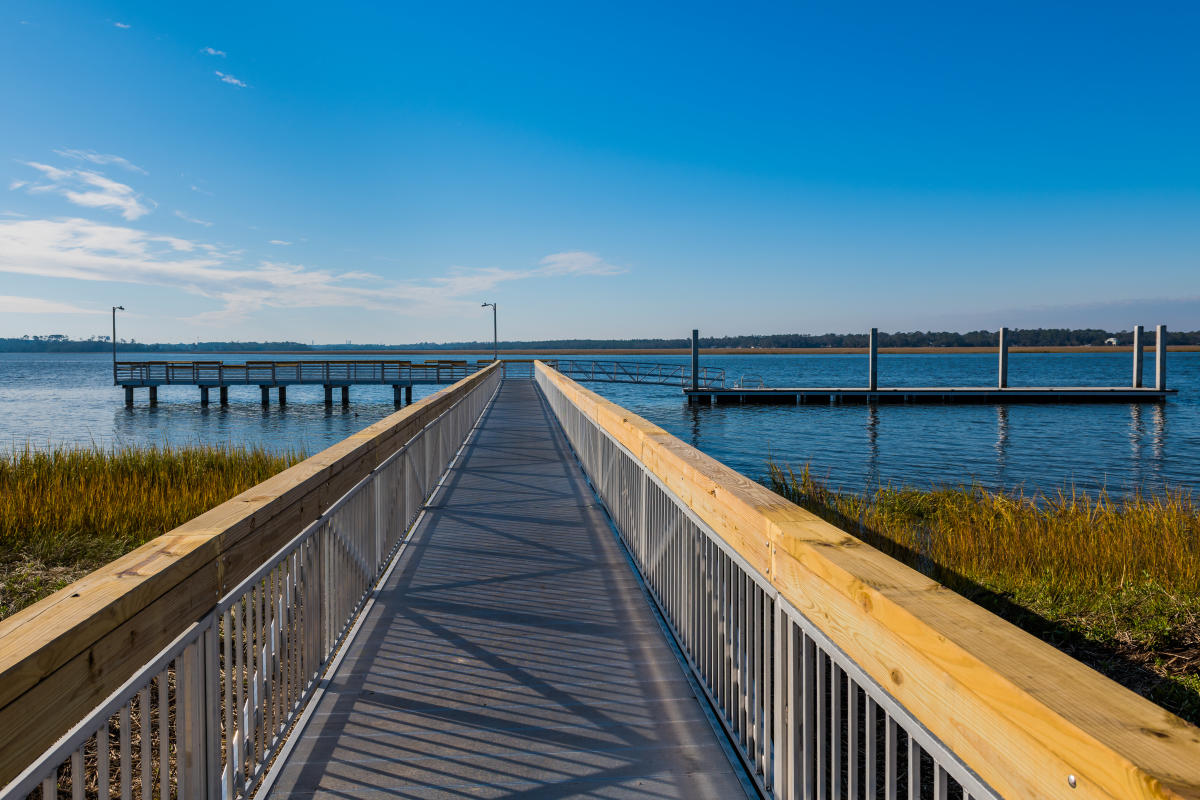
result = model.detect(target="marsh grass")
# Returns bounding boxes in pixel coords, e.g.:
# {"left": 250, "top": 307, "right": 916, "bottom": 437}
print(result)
{"left": 0, "top": 444, "right": 305, "bottom": 619}
{"left": 768, "top": 462, "right": 1200, "bottom": 725}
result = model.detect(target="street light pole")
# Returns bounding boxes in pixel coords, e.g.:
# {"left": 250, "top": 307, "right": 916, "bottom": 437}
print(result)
{"left": 481, "top": 302, "right": 497, "bottom": 362}
{"left": 112, "top": 305, "right": 125, "bottom": 385}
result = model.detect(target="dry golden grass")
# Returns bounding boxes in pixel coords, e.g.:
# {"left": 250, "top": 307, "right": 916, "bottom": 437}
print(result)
{"left": 0, "top": 444, "right": 305, "bottom": 619}
{"left": 768, "top": 462, "right": 1200, "bottom": 725}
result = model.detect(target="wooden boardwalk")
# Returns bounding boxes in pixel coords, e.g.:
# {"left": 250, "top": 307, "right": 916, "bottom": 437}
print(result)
{"left": 264, "top": 379, "right": 752, "bottom": 799}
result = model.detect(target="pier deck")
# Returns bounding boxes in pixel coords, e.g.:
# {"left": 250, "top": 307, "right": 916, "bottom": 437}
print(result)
{"left": 685, "top": 385, "right": 1176, "bottom": 404}
{"left": 263, "top": 379, "right": 751, "bottom": 798}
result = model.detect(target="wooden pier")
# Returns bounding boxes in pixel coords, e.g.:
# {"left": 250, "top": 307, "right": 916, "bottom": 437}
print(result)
{"left": 6, "top": 362, "right": 1198, "bottom": 799}
{"left": 115, "top": 359, "right": 489, "bottom": 407}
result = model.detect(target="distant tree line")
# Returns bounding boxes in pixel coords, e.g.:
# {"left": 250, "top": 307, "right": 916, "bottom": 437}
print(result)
{"left": 2, "top": 328, "right": 1198, "bottom": 353}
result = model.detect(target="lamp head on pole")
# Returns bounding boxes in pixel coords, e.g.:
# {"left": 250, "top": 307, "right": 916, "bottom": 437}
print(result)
{"left": 114, "top": 305, "right": 124, "bottom": 311}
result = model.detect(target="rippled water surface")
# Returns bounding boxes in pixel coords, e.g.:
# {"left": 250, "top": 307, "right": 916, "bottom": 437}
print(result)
{"left": 1, "top": 351, "right": 1196, "bottom": 495}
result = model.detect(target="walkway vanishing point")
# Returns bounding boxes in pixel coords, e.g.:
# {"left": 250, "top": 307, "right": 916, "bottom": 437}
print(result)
{"left": 3, "top": 362, "right": 1199, "bottom": 800}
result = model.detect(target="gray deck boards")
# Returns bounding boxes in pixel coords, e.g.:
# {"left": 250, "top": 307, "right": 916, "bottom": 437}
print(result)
{"left": 266, "top": 379, "right": 749, "bottom": 799}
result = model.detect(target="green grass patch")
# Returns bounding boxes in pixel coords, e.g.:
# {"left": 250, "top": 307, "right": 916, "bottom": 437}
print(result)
{"left": 768, "top": 462, "right": 1200, "bottom": 726}
{"left": 0, "top": 444, "right": 306, "bottom": 619}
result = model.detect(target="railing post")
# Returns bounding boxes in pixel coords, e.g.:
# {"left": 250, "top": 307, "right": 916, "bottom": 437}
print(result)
{"left": 1133, "top": 325, "right": 1143, "bottom": 388}
{"left": 691, "top": 329, "right": 699, "bottom": 392}
{"left": 998, "top": 327, "right": 1009, "bottom": 389}
{"left": 868, "top": 328, "right": 878, "bottom": 391}
{"left": 1156, "top": 324, "right": 1167, "bottom": 390}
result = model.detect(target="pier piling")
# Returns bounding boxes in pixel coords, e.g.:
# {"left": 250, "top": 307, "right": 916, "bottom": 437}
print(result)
{"left": 405, "top": 385, "right": 413, "bottom": 404}
{"left": 690, "top": 329, "right": 699, "bottom": 392}
{"left": 393, "top": 385, "right": 402, "bottom": 406}
{"left": 124, "top": 386, "right": 133, "bottom": 407}
{"left": 200, "top": 386, "right": 210, "bottom": 406}
{"left": 148, "top": 386, "right": 157, "bottom": 407}
{"left": 868, "top": 328, "right": 878, "bottom": 390}
{"left": 278, "top": 386, "right": 287, "bottom": 406}
{"left": 1133, "top": 325, "right": 1144, "bottom": 388}
{"left": 1156, "top": 324, "right": 1167, "bottom": 390}
{"left": 341, "top": 386, "right": 350, "bottom": 406}
{"left": 260, "top": 386, "right": 270, "bottom": 406}
{"left": 998, "top": 327, "right": 1009, "bottom": 388}
{"left": 324, "top": 384, "right": 333, "bottom": 407}
{"left": 219, "top": 386, "right": 228, "bottom": 405}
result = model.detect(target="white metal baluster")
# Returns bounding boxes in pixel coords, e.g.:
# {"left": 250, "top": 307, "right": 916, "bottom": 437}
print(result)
{"left": 866, "top": 698, "right": 878, "bottom": 800}
{"left": 139, "top": 686, "right": 151, "bottom": 800}
{"left": 120, "top": 703, "right": 131, "bottom": 800}
{"left": 908, "top": 737, "right": 920, "bottom": 800}
{"left": 885, "top": 716, "right": 898, "bottom": 800}
{"left": 222, "top": 609, "right": 234, "bottom": 799}
{"left": 97, "top": 722, "right": 109, "bottom": 800}
{"left": 71, "top": 747, "right": 83, "bottom": 800}
{"left": 158, "top": 669, "right": 169, "bottom": 800}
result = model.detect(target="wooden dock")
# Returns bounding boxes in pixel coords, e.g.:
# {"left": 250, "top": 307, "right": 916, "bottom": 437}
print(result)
{"left": 684, "top": 386, "right": 1177, "bottom": 404}
{"left": 262, "top": 379, "right": 752, "bottom": 798}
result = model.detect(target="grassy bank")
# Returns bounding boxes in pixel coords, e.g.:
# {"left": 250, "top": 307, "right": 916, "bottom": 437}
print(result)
{"left": 0, "top": 444, "right": 305, "bottom": 619}
{"left": 768, "top": 463, "right": 1200, "bottom": 725}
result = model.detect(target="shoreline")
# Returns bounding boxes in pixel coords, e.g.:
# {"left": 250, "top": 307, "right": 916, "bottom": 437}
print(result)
{"left": 76, "top": 344, "right": 1200, "bottom": 357}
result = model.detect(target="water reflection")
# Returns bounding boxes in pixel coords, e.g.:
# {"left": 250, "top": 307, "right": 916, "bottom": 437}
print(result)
{"left": 1150, "top": 403, "right": 1166, "bottom": 485}
{"left": 865, "top": 405, "right": 879, "bottom": 488}
{"left": 995, "top": 405, "right": 1009, "bottom": 482}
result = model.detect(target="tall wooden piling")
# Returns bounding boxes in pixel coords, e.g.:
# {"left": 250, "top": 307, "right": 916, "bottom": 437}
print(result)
{"left": 124, "top": 387, "right": 133, "bottom": 407}
{"left": 868, "top": 328, "right": 878, "bottom": 391}
{"left": 341, "top": 386, "right": 350, "bottom": 406}
{"left": 1133, "top": 325, "right": 1144, "bottom": 388}
{"left": 220, "top": 385, "right": 228, "bottom": 405}
{"left": 278, "top": 386, "right": 287, "bottom": 406}
{"left": 200, "top": 386, "right": 210, "bottom": 406}
{"left": 998, "top": 327, "right": 1009, "bottom": 389}
{"left": 260, "top": 386, "right": 270, "bottom": 406}
{"left": 324, "top": 385, "right": 333, "bottom": 407}
{"left": 405, "top": 385, "right": 413, "bottom": 404}
{"left": 1156, "top": 324, "right": 1167, "bottom": 390}
{"left": 148, "top": 386, "right": 157, "bottom": 407}
{"left": 393, "top": 385, "right": 402, "bottom": 406}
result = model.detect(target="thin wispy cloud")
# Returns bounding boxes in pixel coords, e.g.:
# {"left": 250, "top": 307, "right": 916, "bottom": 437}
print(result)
{"left": 189, "top": 184, "right": 214, "bottom": 196}
{"left": 14, "top": 162, "right": 152, "bottom": 220}
{"left": 0, "top": 295, "right": 105, "bottom": 315}
{"left": 113, "top": 22, "right": 130, "bottom": 29}
{"left": 215, "top": 71, "right": 247, "bottom": 88}
{"left": 0, "top": 217, "right": 625, "bottom": 322}
{"left": 268, "top": 239, "right": 292, "bottom": 246}
{"left": 174, "top": 210, "right": 213, "bottom": 227}
{"left": 536, "top": 251, "right": 626, "bottom": 276}
{"left": 54, "top": 149, "right": 146, "bottom": 174}
{"left": 201, "top": 47, "right": 226, "bottom": 57}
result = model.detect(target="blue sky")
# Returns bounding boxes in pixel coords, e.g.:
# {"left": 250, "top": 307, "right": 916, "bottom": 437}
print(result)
{"left": 1, "top": 1, "right": 1198, "bottom": 343}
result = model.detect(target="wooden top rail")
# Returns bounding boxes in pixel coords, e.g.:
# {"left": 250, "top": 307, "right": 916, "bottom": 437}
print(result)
{"left": 534, "top": 361, "right": 1200, "bottom": 800}
{"left": 0, "top": 363, "right": 501, "bottom": 787}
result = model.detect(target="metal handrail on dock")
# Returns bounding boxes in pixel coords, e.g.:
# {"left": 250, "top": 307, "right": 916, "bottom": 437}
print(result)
{"left": 534, "top": 359, "right": 1200, "bottom": 800}
{"left": 0, "top": 364, "right": 502, "bottom": 799}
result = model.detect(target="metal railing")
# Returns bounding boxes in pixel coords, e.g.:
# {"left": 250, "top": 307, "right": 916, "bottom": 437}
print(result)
{"left": 4, "top": 367, "right": 501, "bottom": 800}
{"left": 114, "top": 360, "right": 486, "bottom": 386}
{"left": 115, "top": 358, "right": 726, "bottom": 389}
{"left": 544, "top": 359, "right": 726, "bottom": 388}
{"left": 536, "top": 363, "right": 998, "bottom": 800}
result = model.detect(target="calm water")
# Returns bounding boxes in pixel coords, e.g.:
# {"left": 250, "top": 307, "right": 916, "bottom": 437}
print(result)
{"left": 1, "top": 351, "right": 1196, "bottom": 495}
